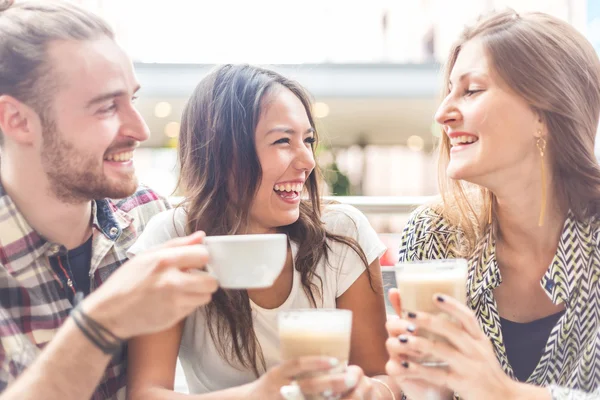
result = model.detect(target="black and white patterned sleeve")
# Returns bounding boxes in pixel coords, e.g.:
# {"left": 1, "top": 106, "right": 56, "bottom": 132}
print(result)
{"left": 398, "top": 206, "right": 456, "bottom": 263}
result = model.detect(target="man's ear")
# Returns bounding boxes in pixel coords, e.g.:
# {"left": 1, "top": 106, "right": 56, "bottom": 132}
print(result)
{"left": 0, "top": 95, "right": 42, "bottom": 145}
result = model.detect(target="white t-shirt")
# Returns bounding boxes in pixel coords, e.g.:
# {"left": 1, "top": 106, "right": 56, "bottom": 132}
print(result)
{"left": 128, "top": 203, "right": 386, "bottom": 394}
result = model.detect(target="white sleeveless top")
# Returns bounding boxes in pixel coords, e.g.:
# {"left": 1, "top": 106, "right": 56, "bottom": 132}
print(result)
{"left": 128, "top": 203, "right": 385, "bottom": 393}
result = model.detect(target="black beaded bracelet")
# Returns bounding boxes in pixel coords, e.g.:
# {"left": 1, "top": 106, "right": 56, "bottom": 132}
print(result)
{"left": 70, "top": 292, "right": 124, "bottom": 356}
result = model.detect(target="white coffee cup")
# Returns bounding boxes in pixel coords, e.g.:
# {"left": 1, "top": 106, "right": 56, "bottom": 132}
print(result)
{"left": 203, "top": 233, "right": 287, "bottom": 289}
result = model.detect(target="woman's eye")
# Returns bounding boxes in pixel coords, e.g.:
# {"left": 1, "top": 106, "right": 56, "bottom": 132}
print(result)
{"left": 274, "top": 138, "right": 290, "bottom": 145}
{"left": 305, "top": 137, "right": 316, "bottom": 145}
{"left": 464, "top": 89, "right": 483, "bottom": 97}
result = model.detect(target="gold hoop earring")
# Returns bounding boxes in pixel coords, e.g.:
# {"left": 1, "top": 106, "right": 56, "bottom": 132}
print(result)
{"left": 536, "top": 136, "right": 547, "bottom": 227}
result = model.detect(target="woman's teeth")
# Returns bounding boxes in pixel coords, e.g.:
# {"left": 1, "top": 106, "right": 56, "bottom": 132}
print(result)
{"left": 274, "top": 183, "right": 303, "bottom": 192}
{"left": 450, "top": 136, "right": 478, "bottom": 146}
{"left": 104, "top": 151, "right": 133, "bottom": 162}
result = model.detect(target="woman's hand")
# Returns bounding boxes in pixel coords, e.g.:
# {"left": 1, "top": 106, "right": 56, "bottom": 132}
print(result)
{"left": 246, "top": 356, "right": 339, "bottom": 399}
{"left": 384, "top": 289, "right": 453, "bottom": 400}
{"left": 252, "top": 360, "right": 386, "bottom": 400}
{"left": 385, "top": 288, "right": 523, "bottom": 400}
{"left": 296, "top": 365, "right": 380, "bottom": 399}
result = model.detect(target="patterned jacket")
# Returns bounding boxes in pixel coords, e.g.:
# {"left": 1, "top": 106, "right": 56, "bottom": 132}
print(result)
{"left": 399, "top": 206, "right": 600, "bottom": 399}
{"left": 0, "top": 183, "right": 170, "bottom": 399}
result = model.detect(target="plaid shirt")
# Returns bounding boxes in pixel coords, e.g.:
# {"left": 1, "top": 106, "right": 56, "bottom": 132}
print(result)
{"left": 0, "top": 182, "right": 170, "bottom": 399}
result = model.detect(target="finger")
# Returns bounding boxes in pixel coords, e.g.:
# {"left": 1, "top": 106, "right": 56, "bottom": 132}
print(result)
{"left": 386, "top": 337, "right": 422, "bottom": 360}
{"left": 390, "top": 333, "right": 470, "bottom": 371}
{"left": 385, "top": 359, "right": 409, "bottom": 382}
{"left": 386, "top": 359, "right": 451, "bottom": 388}
{"left": 385, "top": 318, "right": 417, "bottom": 337}
{"left": 172, "top": 294, "right": 215, "bottom": 320}
{"left": 385, "top": 360, "right": 450, "bottom": 386}
{"left": 152, "top": 269, "right": 218, "bottom": 302}
{"left": 433, "top": 294, "right": 485, "bottom": 340}
{"left": 153, "top": 245, "right": 210, "bottom": 271}
{"left": 341, "top": 376, "right": 373, "bottom": 400}
{"left": 404, "top": 310, "right": 475, "bottom": 356}
{"left": 388, "top": 288, "right": 403, "bottom": 316}
{"left": 296, "top": 365, "right": 362, "bottom": 397}
{"left": 186, "top": 293, "right": 212, "bottom": 310}
{"left": 157, "top": 231, "right": 206, "bottom": 250}
{"left": 175, "top": 270, "right": 219, "bottom": 294}
{"left": 278, "top": 356, "right": 341, "bottom": 380}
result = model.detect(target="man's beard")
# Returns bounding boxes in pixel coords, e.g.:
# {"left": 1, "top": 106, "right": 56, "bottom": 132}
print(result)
{"left": 41, "top": 126, "right": 138, "bottom": 204}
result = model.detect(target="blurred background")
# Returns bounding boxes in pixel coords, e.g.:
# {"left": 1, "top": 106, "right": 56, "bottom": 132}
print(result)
{"left": 68, "top": 0, "right": 595, "bottom": 392}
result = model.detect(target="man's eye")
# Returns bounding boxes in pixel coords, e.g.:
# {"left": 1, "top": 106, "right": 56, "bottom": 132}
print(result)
{"left": 99, "top": 103, "right": 117, "bottom": 114}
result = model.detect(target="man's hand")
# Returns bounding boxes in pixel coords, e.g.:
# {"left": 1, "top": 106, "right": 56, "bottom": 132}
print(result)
{"left": 81, "top": 231, "right": 218, "bottom": 339}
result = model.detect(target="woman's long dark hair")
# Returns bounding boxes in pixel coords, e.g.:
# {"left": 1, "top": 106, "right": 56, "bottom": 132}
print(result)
{"left": 176, "top": 64, "right": 372, "bottom": 376}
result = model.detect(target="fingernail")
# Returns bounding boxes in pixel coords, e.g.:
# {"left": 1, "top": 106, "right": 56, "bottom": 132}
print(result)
{"left": 345, "top": 374, "right": 358, "bottom": 389}
{"left": 328, "top": 358, "right": 339, "bottom": 367}
{"left": 401, "top": 361, "right": 410, "bottom": 368}
{"left": 407, "top": 324, "right": 416, "bottom": 333}
{"left": 407, "top": 311, "right": 417, "bottom": 318}
{"left": 436, "top": 295, "right": 445, "bottom": 302}
{"left": 398, "top": 335, "right": 409, "bottom": 343}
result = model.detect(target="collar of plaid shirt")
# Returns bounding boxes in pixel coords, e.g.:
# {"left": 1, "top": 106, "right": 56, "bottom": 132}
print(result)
{"left": 0, "top": 181, "right": 170, "bottom": 400}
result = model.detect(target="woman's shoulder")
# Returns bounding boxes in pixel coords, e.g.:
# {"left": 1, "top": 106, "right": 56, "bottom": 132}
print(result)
{"left": 321, "top": 203, "right": 370, "bottom": 235}
{"left": 145, "top": 207, "right": 187, "bottom": 232}
{"left": 404, "top": 205, "right": 453, "bottom": 233}
{"left": 399, "top": 205, "right": 460, "bottom": 261}
{"left": 128, "top": 207, "right": 188, "bottom": 256}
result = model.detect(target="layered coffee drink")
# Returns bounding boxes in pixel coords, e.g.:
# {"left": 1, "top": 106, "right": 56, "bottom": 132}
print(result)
{"left": 280, "top": 330, "right": 351, "bottom": 363}
{"left": 278, "top": 309, "right": 352, "bottom": 400}
{"left": 395, "top": 259, "right": 468, "bottom": 366}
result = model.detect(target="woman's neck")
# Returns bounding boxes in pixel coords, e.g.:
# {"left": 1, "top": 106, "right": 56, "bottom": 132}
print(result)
{"left": 493, "top": 185, "right": 566, "bottom": 259}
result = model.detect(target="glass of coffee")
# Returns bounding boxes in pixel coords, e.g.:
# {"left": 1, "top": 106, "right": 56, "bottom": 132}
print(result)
{"left": 278, "top": 309, "right": 352, "bottom": 400}
{"left": 395, "top": 259, "right": 468, "bottom": 367}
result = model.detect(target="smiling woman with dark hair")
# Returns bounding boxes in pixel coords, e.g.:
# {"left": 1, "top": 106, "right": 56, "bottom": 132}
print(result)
{"left": 125, "top": 64, "right": 400, "bottom": 400}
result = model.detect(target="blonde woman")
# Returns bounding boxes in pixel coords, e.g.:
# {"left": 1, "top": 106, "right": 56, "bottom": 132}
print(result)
{"left": 386, "top": 10, "right": 600, "bottom": 400}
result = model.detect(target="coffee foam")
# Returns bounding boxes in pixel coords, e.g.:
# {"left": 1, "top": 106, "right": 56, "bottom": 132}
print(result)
{"left": 397, "top": 269, "right": 467, "bottom": 282}
{"left": 279, "top": 311, "right": 352, "bottom": 333}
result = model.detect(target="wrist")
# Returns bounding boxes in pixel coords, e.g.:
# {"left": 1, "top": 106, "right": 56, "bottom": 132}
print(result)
{"left": 70, "top": 301, "right": 125, "bottom": 355}
{"left": 79, "top": 290, "right": 131, "bottom": 339}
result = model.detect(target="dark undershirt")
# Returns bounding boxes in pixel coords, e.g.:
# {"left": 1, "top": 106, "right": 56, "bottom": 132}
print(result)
{"left": 500, "top": 310, "right": 565, "bottom": 382}
{"left": 49, "top": 236, "right": 93, "bottom": 303}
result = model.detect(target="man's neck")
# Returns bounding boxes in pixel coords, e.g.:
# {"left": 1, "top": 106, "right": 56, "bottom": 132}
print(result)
{"left": 1, "top": 158, "right": 93, "bottom": 250}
